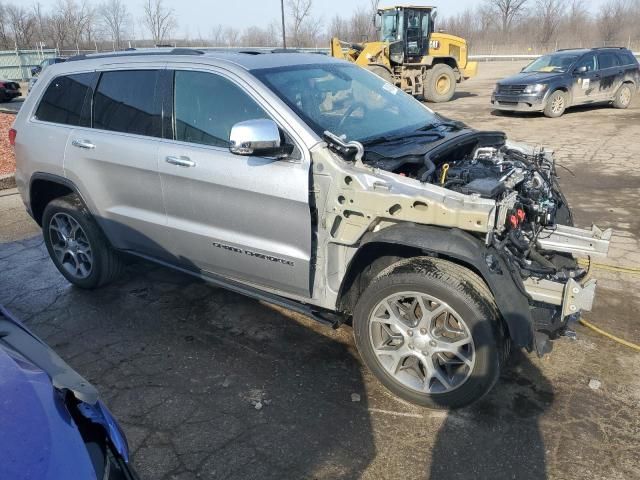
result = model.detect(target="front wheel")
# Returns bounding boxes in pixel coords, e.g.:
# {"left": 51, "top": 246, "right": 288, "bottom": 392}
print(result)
{"left": 543, "top": 90, "right": 568, "bottom": 118}
{"left": 353, "top": 257, "right": 504, "bottom": 409}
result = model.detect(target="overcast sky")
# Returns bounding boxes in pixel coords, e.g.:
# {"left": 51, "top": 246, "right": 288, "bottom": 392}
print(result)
{"left": 41, "top": 0, "right": 608, "bottom": 39}
{"left": 150, "top": 0, "right": 609, "bottom": 39}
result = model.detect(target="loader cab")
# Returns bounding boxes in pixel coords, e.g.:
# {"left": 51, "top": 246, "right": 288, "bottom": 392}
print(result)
{"left": 376, "top": 6, "right": 436, "bottom": 64}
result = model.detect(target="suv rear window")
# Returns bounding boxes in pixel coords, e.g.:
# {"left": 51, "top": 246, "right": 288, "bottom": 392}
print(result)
{"left": 34, "top": 73, "right": 94, "bottom": 126}
{"left": 618, "top": 52, "right": 638, "bottom": 65}
{"left": 93, "top": 70, "right": 161, "bottom": 137}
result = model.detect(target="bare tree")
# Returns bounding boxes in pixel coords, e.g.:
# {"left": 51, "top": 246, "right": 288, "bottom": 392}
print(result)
{"left": 537, "top": 0, "right": 565, "bottom": 45}
{"left": 99, "top": 0, "right": 129, "bottom": 49}
{"left": 287, "top": 0, "right": 321, "bottom": 47}
{"left": 223, "top": 25, "right": 239, "bottom": 46}
{"left": 6, "top": 4, "right": 36, "bottom": 47}
{"left": 0, "top": 3, "right": 13, "bottom": 48}
{"left": 32, "top": 3, "right": 50, "bottom": 45}
{"left": 485, "top": 0, "right": 529, "bottom": 33}
{"left": 142, "top": 0, "right": 176, "bottom": 45}
{"left": 597, "top": 0, "right": 630, "bottom": 44}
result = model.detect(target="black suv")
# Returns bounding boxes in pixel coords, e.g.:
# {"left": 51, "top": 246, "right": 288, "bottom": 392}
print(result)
{"left": 491, "top": 47, "right": 639, "bottom": 117}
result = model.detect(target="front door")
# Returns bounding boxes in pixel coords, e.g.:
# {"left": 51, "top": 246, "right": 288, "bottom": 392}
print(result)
{"left": 157, "top": 68, "right": 312, "bottom": 297}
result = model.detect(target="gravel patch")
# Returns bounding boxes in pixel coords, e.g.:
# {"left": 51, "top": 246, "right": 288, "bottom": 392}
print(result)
{"left": 0, "top": 113, "right": 15, "bottom": 175}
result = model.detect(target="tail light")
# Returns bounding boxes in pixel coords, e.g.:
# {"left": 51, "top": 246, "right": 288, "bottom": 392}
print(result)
{"left": 0, "top": 82, "right": 5, "bottom": 88}
{"left": 9, "top": 128, "right": 16, "bottom": 146}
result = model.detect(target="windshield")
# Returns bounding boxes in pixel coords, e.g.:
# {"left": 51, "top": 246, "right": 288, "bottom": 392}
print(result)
{"left": 523, "top": 54, "right": 580, "bottom": 73}
{"left": 252, "top": 64, "right": 439, "bottom": 143}
{"left": 381, "top": 11, "right": 399, "bottom": 42}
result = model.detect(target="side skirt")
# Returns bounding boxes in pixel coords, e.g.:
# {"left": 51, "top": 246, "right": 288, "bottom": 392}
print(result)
{"left": 123, "top": 250, "right": 345, "bottom": 329}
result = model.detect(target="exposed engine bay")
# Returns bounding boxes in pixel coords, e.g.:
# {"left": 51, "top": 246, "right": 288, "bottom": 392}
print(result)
{"left": 357, "top": 130, "right": 588, "bottom": 284}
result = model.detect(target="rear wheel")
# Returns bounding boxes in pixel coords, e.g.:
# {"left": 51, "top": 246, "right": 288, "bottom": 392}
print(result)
{"left": 613, "top": 83, "right": 633, "bottom": 109}
{"left": 353, "top": 257, "right": 503, "bottom": 409}
{"left": 42, "top": 194, "right": 124, "bottom": 289}
{"left": 543, "top": 90, "right": 568, "bottom": 118}
{"left": 424, "top": 64, "right": 456, "bottom": 103}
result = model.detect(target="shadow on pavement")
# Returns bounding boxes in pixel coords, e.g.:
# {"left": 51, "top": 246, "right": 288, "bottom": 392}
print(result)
{"left": 0, "top": 234, "right": 377, "bottom": 479}
{"left": 429, "top": 349, "right": 554, "bottom": 480}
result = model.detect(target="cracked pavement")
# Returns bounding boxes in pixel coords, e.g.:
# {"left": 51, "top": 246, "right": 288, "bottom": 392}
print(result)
{"left": 1, "top": 62, "right": 639, "bottom": 479}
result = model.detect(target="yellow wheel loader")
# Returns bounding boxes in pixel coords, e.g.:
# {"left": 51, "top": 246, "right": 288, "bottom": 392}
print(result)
{"left": 330, "top": 5, "right": 478, "bottom": 102}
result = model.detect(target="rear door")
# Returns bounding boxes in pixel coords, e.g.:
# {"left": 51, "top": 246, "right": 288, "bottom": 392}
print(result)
{"left": 157, "top": 67, "right": 312, "bottom": 297}
{"left": 571, "top": 53, "right": 600, "bottom": 104}
{"left": 596, "top": 52, "right": 623, "bottom": 100}
{"left": 64, "top": 65, "right": 172, "bottom": 259}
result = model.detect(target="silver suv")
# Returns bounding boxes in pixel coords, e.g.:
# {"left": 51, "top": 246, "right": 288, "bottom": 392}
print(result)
{"left": 12, "top": 49, "right": 611, "bottom": 408}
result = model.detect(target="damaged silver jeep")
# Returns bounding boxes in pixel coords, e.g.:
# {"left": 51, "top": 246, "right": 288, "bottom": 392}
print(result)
{"left": 14, "top": 50, "right": 611, "bottom": 408}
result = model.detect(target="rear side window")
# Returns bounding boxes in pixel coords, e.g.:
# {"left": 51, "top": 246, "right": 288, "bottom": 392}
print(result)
{"left": 93, "top": 70, "right": 161, "bottom": 137}
{"left": 618, "top": 52, "right": 638, "bottom": 65}
{"left": 598, "top": 53, "right": 619, "bottom": 69}
{"left": 34, "top": 73, "right": 94, "bottom": 126}
{"left": 173, "top": 70, "right": 268, "bottom": 147}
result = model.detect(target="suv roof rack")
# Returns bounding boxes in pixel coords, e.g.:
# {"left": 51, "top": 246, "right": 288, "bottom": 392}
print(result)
{"left": 67, "top": 48, "right": 205, "bottom": 62}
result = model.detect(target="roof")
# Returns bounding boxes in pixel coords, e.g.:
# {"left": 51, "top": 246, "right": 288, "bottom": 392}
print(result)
{"left": 65, "top": 48, "right": 342, "bottom": 71}
{"left": 378, "top": 5, "right": 436, "bottom": 11}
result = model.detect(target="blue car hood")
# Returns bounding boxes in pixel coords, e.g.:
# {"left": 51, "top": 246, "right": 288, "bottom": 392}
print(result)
{"left": 0, "top": 347, "right": 98, "bottom": 480}
{"left": 499, "top": 71, "right": 562, "bottom": 85}
{"left": 0, "top": 306, "right": 131, "bottom": 480}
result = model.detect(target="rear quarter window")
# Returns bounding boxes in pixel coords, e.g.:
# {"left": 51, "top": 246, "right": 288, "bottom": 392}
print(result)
{"left": 93, "top": 70, "right": 162, "bottom": 137}
{"left": 34, "top": 73, "right": 95, "bottom": 126}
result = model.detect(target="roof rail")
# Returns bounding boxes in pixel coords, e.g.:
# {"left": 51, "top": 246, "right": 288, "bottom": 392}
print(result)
{"left": 67, "top": 48, "right": 205, "bottom": 62}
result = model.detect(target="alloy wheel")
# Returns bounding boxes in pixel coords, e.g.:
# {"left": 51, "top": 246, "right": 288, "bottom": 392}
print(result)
{"left": 48, "top": 213, "right": 93, "bottom": 279}
{"left": 368, "top": 292, "right": 475, "bottom": 394}
{"left": 551, "top": 94, "right": 565, "bottom": 114}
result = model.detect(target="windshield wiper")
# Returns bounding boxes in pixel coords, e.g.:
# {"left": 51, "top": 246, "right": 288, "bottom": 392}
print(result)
{"left": 416, "top": 120, "right": 464, "bottom": 132}
{"left": 362, "top": 129, "right": 444, "bottom": 146}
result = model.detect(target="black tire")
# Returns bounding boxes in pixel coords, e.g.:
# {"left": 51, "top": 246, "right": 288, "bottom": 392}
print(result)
{"left": 366, "top": 64, "right": 394, "bottom": 84}
{"left": 353, "top": 257, "right": 503, "bottom": 409}
{"left": 612, "top": 83, "right": 633, "bottom": 109}
{"left": 424, "top": 64, "right": 457, "bottom": 103}
{"left": 42, "top": 194, "right": 124, "bottom": 289}
{"left": 543, "top": 90, "right": 568, "bottom": 118}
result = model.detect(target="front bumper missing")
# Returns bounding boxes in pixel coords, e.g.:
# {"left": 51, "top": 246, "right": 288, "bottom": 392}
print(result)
{"left": 523, "top": 276, "right": 597, "bottom": 319}
{"left": 536, "top": 224, "right": 612, "bottom": 258}
{"left": 523, "top": 223, "right": 611, "bottom": 347}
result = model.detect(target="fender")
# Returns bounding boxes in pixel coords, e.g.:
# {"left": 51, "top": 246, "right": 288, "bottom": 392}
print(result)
{"left": 355, "top": 223, "right": 534, "bottom": 348}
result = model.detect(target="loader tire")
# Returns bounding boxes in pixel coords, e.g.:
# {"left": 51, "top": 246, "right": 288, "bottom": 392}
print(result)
{"left": 424, "top": 64, "right": 456, "bottom": 103}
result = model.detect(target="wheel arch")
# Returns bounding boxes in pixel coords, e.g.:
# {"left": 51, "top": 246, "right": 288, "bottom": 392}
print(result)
{"left": 29, "top": 173, "right": 89, "bottom": 226}
{"left": 431, "top": 57, "right": 459, "bottom": 71}
{"left": 337, "top": 224, "right": 534, "bottom": 348}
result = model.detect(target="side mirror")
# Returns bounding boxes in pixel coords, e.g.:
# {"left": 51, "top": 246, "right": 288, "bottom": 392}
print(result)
{"left": 31, "top": 66, "right": 41, "bottom": 76}
{"left": 574, "top": 65, "right": 588, "bottom": 75}
{"left": 229, "top": 119, "right": 283, "bottom": 157}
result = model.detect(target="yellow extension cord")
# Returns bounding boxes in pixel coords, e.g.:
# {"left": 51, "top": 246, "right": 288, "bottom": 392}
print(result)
{"left": 573, "top": 258, "right": 640, "bottom": 351}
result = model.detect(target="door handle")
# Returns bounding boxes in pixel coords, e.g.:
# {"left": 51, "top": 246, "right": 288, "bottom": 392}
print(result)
{"left": 71, "top": 139, "right": 95, "bottom": 149}
{"left": 165, "top": 155, "right": 196, "bottom": 167}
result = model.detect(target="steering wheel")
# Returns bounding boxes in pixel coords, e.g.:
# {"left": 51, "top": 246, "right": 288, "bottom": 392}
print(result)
{"left": 338, "top": 101, "right": 368, "bottom": 129}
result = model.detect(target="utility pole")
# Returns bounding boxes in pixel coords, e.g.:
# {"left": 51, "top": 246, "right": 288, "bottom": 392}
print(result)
{"left": 280, "top": 0, "right": 287, "bottom": 49}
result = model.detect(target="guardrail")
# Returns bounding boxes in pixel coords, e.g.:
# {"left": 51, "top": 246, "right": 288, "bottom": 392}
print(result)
{"left": 470, "top": 52, "right": 640, "bottom": 61}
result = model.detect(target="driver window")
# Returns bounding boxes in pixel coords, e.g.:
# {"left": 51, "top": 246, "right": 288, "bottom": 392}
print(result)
{"left": 174, "top": 70, "right": 269, "bottom": 147}
{"left": 574, "top": 54, "right": 597, "bottom": 72}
